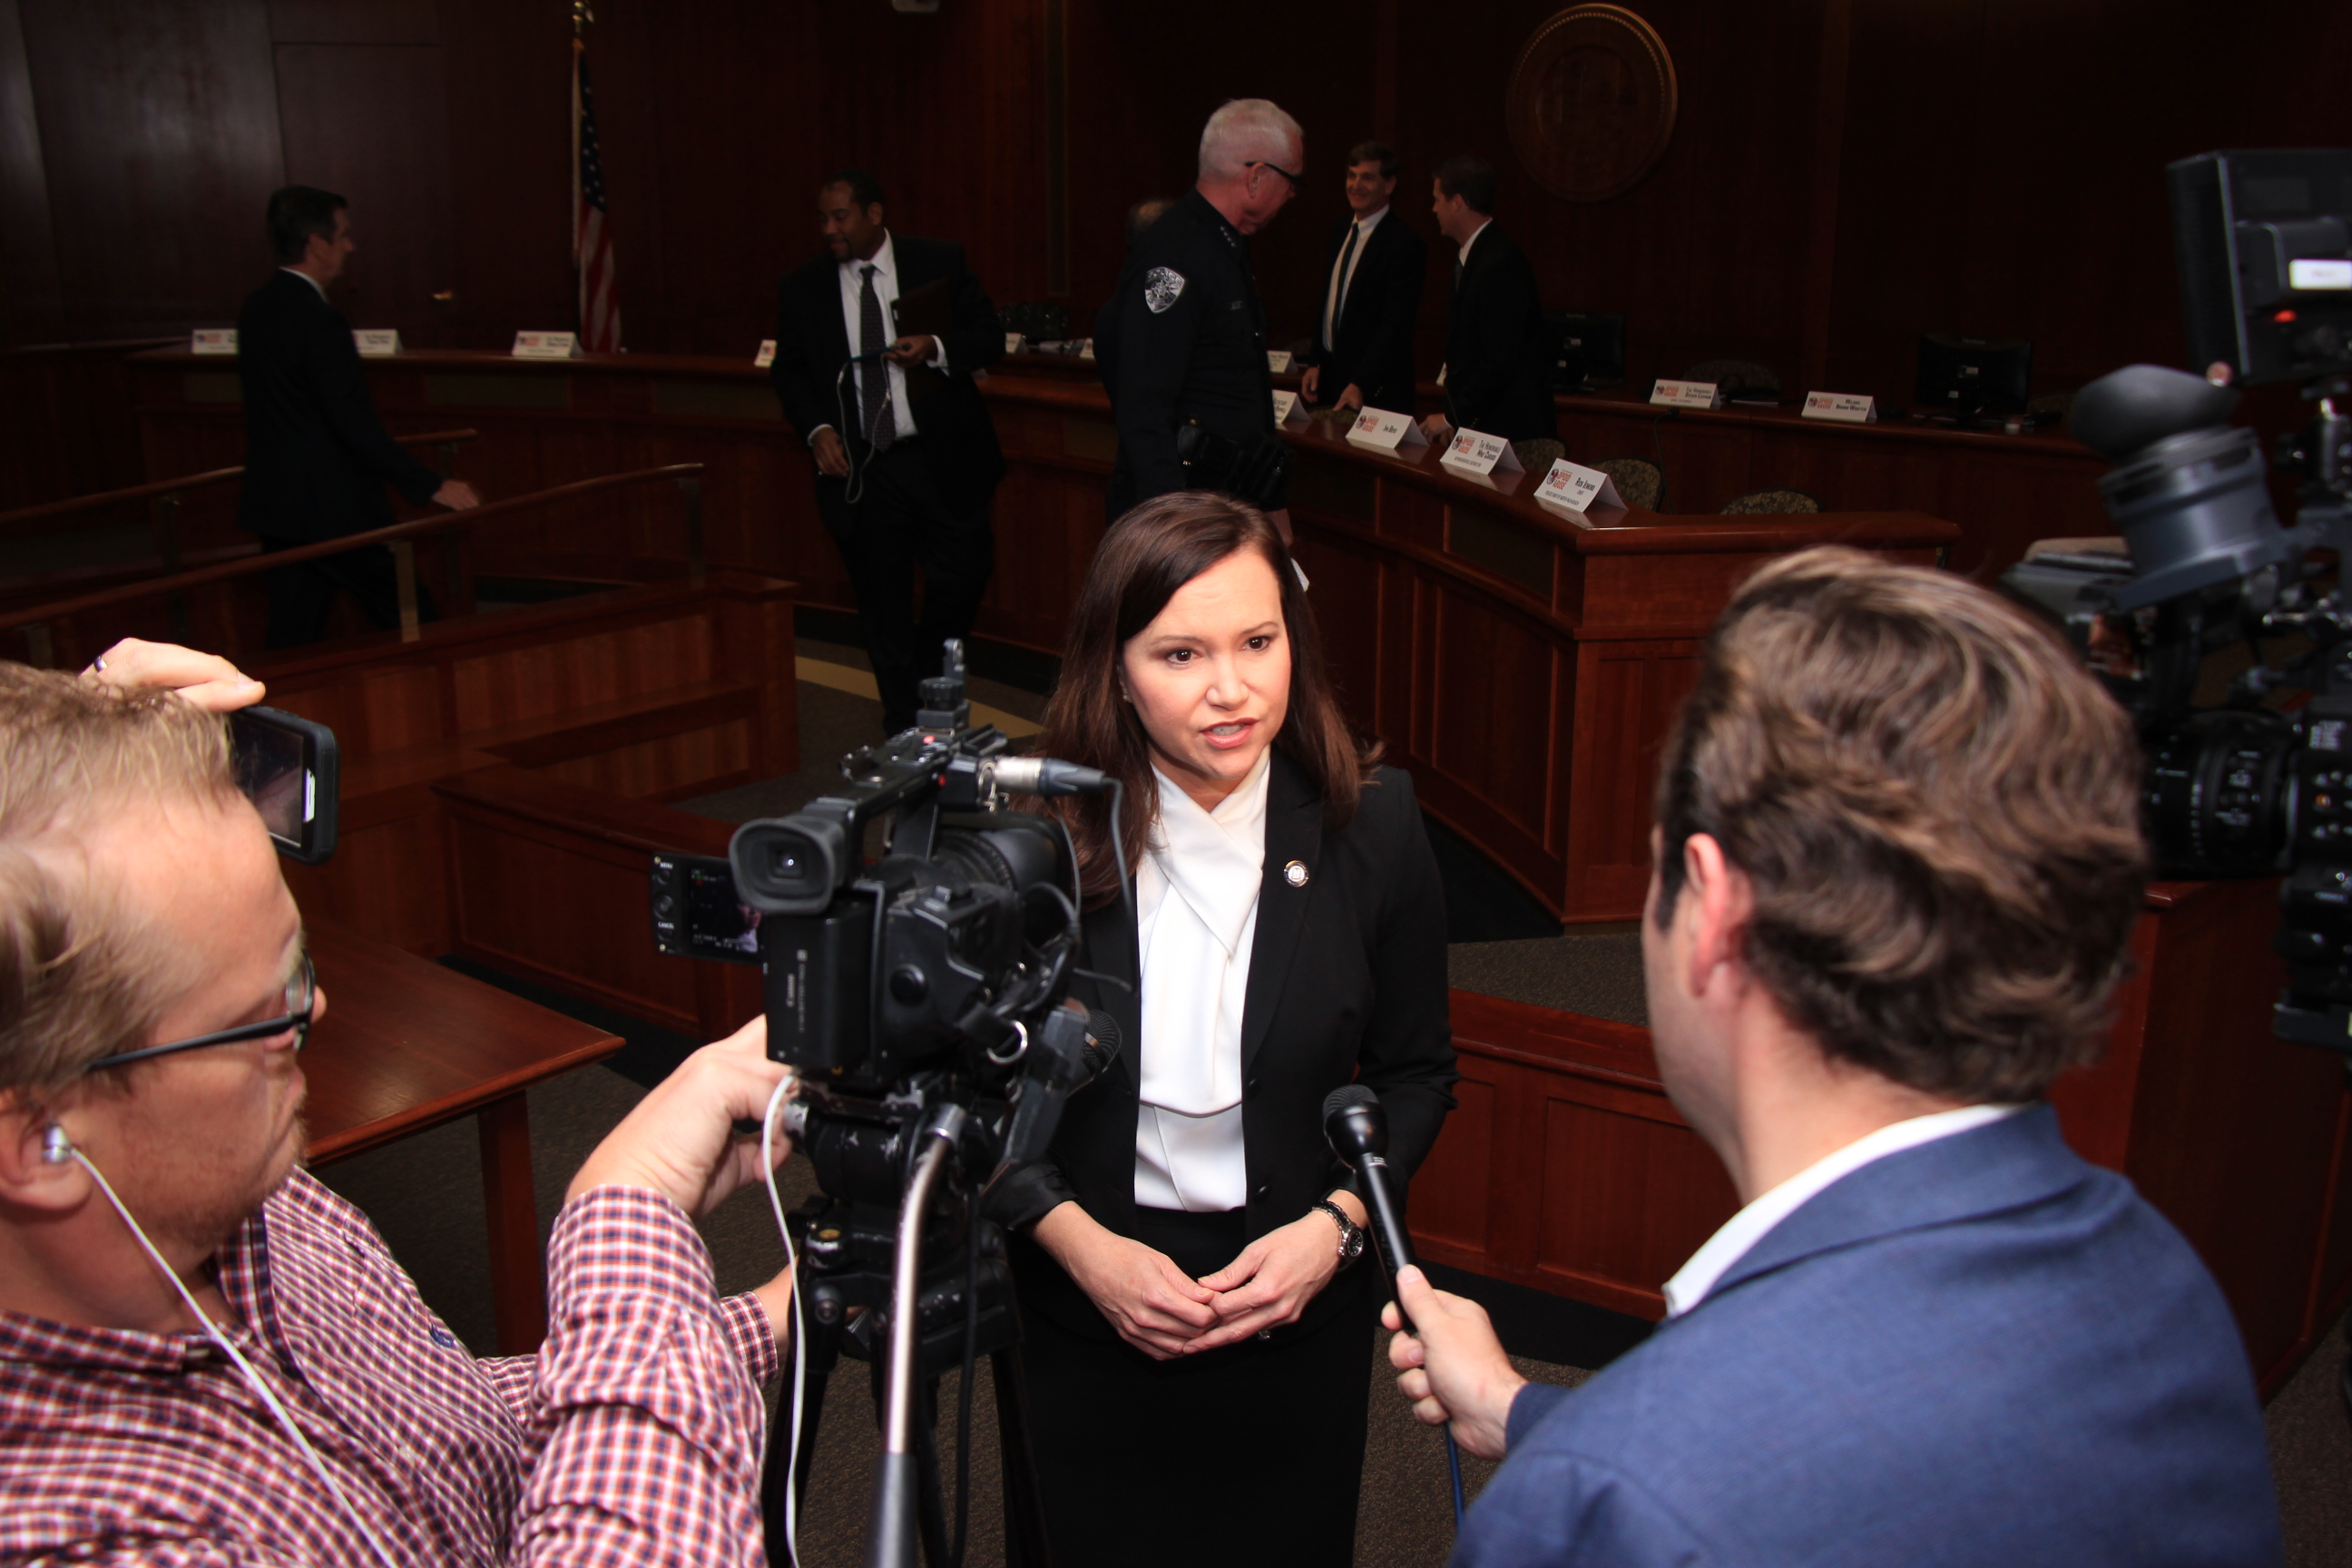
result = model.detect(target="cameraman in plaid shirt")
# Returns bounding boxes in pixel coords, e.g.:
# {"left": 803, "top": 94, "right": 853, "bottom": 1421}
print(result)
{"left": 0, "top": 641, "right": 796, "bottom": 1567}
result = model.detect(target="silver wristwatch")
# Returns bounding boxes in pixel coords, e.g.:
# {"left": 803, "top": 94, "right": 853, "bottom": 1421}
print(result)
{"left": 1311, "top": 1199, "right": 1367, "bottom": 1269}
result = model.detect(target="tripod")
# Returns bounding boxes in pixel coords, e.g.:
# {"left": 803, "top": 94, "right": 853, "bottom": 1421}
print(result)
{"left": 762, "top": 1127, "right": 1055, "bottom": 1568}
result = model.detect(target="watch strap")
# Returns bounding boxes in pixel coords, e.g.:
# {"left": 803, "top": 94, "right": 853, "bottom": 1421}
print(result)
{"left": 1311, "top": 1199, "right": 1367, "bottom": 1269}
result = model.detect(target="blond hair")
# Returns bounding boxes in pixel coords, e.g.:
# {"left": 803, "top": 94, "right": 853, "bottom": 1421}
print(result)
{"left": 0, "top": 665, "right": 238, "bottom": 1097}
{"left": 1653, "top": 547, "right": 2148, "bottom": 1101}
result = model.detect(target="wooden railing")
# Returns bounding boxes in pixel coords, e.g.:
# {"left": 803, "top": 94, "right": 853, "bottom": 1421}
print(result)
{"left": 0, "top": 463, "right": 704, "bottom": 669}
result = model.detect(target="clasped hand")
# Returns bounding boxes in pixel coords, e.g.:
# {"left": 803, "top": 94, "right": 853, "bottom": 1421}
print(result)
{"left": 1034, "top": 1201, "right": 1350, "bottom": 1361}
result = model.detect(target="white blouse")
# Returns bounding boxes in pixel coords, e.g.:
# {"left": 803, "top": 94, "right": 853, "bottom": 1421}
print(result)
{"left": 1132, "top": 750, "right": 1271, "bottom": 1212}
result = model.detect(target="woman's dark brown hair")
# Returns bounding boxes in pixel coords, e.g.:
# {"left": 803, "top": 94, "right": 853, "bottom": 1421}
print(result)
{"left": 1032, "top": 492, "right": 1377, "bottom": 903}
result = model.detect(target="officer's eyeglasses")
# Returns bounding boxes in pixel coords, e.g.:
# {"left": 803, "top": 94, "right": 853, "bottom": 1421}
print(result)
{"left": 1246, "top": 160, "right": 1305, "bottom": 192}
{"left": 83, "top": 952, "right": 317, "bottom": 1073}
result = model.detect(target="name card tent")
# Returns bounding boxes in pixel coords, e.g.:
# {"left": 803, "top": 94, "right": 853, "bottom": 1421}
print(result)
{"left": 755, "top": 339, "right": 776, "bottom": 368}
{"left": 1346, "top": 408, "right": 1430, "bottom": 455}
{"left": 1534, "top": 458, "right": 1628, "bottom": 519}
{"left": 1802, "top": 391, "right": 1878, "bottom": 423}
{"left": 191, "top": 328, "right": 238, "bottom": 355}
{"left": 354, "top": 329, "right": 402, "bottom": 358}
{"left": 1267, "top": 349, "right": 1295, "bottom": 373}
{"left": 1439, "top": 428, "right": 1525, "bottom": 478}
{"left": 1004, "top": 331, "right": 1024, "bottom": 356}
{"left": 1270, "top": 390, "right": 1308, "bottom": 426}
{"left": 1650, "top": 377, "right": 1722, "bottom": 409}
{"left": 513, "top": 331, "right": 580, "bottom": 359}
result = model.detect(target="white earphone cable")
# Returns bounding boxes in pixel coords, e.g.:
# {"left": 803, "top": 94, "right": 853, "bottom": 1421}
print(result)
{"left": 759, "top": 1070, "right": 807, "bottom": 1567}
{"left": 69, "top": 1143, "right": 407, "bottom": 1568}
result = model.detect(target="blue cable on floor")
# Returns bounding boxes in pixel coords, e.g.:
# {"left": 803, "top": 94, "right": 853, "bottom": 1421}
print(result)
{"left": 1446, "top": 1427, "right": 1466, "bottom": 1524}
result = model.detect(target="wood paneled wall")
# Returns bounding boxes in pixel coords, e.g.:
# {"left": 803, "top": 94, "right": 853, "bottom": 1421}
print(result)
{"left": 5, "top": 5, "right": 2351, "bottom": 404}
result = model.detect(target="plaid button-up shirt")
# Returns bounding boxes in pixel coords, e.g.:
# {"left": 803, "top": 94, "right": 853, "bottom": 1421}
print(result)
{"left": 0, "top": 1169, "right": 778, "bottom": 1565}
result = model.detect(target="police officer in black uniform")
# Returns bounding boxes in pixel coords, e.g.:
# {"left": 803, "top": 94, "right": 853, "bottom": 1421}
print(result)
{"left": 1096, "top": 99, "right": 1305, "bottom": 535}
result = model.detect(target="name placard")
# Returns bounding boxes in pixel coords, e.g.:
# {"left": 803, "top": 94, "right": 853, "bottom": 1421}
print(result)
{"left": 512, "top": 330, "right": 580, "bottom": 359}
{"left": 353, "top": 328, "right": 402, "bottom": 357}
{"left": 1077, "top": 338, "right": 1095, "bottom": 362}
{"left": 190, "top": 328, "right": 238, "bottom": 355}
{"left": 754, "top": 339, "right": 776, "bottom": 368}
{"left": 1267, "top": 349, "right": 1295, "bottom": 373}
{"left": 1439, "top": 428, "right": 1525, "bottom": 477}
{"left": 1270, "top": 390, "right": 1307, "bottom": 425}
{"left": 1650, "top": 377, "right": 1722, "bottom": 409}
{"left": 1534, "top": 458, "right": 1627, "bottom": 517}
{"left": 1345, "top": 408, "right": 1430, "bottom": 455}
{"left": 1801, "top": 390, "right": 1877, "bottom": 424}
{"left": 1004, "top": 331, "right": 1024, "bottom": 356}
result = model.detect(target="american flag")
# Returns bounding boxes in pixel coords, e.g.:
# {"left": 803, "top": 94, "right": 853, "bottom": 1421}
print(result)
{"left": 572, "top": 40, "right": 621, "bottom": 353}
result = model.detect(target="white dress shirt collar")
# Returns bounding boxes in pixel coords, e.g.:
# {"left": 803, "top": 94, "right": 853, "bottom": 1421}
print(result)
{"left": 279, "top": 267, "right": 328, "bottom": 300}
{"left": 1661, "top": 1102, "right": 2025, "bottom": 1318}
{"left": 1352, "top": 203, "right": 1390, "bottom": 236}
{"left": 841, "top": 230, "right": 897, "bottom": 289}
{"left": 1456, "top": 217, "right": 1493, "bottom": 268}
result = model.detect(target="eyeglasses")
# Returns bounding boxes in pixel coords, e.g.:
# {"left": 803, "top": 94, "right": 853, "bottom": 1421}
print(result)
{"left": 1245, "top": 160, "right": 1305, "bottom": 191}
{"left": 83, "top": 953, "right": 316, "bottom": 1073}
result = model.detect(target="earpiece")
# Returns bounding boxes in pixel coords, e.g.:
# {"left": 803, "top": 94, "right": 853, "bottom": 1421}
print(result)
{"left": 39, "top": 1125, "right": 73, "bottom": 1165}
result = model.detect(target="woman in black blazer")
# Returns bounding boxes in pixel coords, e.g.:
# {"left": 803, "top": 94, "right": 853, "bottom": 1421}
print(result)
{"left": 992, "top": 492, "right": 1456, "bottom": 1567}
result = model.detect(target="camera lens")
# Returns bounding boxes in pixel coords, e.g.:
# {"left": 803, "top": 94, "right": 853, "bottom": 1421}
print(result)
{"left": 773, "top": 848, "right": 804, "bottom": 878}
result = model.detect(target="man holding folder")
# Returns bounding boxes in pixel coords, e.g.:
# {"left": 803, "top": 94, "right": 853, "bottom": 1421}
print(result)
{"left": 771, "top": 169, "right": 1006, "bottom": 733}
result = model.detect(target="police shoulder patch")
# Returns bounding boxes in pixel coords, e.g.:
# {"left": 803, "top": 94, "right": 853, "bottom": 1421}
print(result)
{"left": 1143, "top": 267, "right": 1187, "bottom": 314}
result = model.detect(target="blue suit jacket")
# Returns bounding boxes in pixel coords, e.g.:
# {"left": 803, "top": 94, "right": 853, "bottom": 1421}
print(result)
{"left": 1456, "top": 1106, "right": 2282, "bottom": 1566}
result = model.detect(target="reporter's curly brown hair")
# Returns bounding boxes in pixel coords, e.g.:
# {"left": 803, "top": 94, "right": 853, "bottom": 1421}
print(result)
{"left": 1652, "top": 546, "right": 2149, "bottom": 1102}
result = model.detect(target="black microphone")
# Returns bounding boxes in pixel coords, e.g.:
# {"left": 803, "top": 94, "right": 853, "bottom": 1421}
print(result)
{"left": 1322, "top": 1083, "right": 1419, "bottom": 1323}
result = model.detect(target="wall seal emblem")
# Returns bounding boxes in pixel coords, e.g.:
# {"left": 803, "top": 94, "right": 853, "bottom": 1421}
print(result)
{"left": 1505, "top": 5, "right": 1679, "bottom": 202}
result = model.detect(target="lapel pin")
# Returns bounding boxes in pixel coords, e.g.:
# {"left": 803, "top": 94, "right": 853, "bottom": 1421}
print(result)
{"left": 1283, "top": 860, "right": 1309, "bottom": 887}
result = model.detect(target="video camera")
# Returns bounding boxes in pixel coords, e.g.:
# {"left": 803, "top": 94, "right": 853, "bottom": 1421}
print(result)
{"left": 2001, "top": 149, "right": 2352, "bottom": 1053}
{"left": 652, "top": 642, "right": 1121, "bottom": 1566}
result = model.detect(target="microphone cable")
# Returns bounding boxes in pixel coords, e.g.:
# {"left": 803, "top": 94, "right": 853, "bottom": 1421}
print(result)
{"left": 68, "top": 1142, "right": 408, "bottom": 1568}
{"left": 759, "top": 1068, "right": 808, "bottom": 1568}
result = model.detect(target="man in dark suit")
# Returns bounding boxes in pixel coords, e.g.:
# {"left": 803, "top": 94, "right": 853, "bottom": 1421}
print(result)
{"left": 1384, "top": 549, "right": 2284, "bottom": 1565}
{"left": 770, "top": 169, "right": 1005, "bottom": 734}
{"left": 238, "top": 186, "right": 478, "bottom": 649}
{"left": 1418, "top": 156, "right": 1554, "bottom": 446}
{"left": 1301, "top": 141, "right": 1425, "bottom": 417}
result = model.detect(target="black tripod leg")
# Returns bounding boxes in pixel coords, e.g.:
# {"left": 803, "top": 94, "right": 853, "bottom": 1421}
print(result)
{"left": 762, "top": 1351, "right": 834, "bottom": 1568}
{"left": 990, "top": 1341, "right": 1055, "bottom": 1568}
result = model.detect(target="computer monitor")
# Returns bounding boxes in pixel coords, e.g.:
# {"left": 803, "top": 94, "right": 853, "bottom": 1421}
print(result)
{"left": 1547, "top": 311, "right": 1626, "bottom": 389}
{"left": 2171, "top": 149, "right": 2352, "bottom": 387}
{"left": 1915, "top": 333, "right": 2032, "bottom": 417}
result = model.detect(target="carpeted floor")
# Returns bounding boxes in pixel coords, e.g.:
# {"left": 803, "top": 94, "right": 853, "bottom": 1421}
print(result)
{"left": 310, "top": 642, "right": 2351, "bottom": 1565}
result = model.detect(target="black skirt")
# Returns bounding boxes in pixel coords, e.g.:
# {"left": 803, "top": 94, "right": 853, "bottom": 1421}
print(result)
{"left": 1013, "top": 1206, "right": 1374, "bottom": 1568}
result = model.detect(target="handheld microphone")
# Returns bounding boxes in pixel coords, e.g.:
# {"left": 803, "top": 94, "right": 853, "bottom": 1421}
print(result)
{"left": 1325, "top": 1082, "right": 1466, "bottom": 1524}
{"left": 1322, "top": 1083, "right": 1416, "bottom": 1308}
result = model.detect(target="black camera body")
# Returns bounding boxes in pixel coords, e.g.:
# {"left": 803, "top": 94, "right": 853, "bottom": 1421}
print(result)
{"left": 2000, "top": 152, "right": 2352, "bottom": 1053}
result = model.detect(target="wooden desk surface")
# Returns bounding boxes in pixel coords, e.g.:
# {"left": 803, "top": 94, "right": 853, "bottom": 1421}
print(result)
{"left": 303, "top": 922, "right": 621, "bottom": 1164}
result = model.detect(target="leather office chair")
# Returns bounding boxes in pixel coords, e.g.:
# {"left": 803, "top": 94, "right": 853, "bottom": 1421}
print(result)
{"left": 1592, "top": 457, "right": 1664, "bottom": 511}
{"left": 1683, "top": 358, "right": 1781, "bottom": 401}
{"left": 1720, "top": 488, "right": 1820, "bottom": 514}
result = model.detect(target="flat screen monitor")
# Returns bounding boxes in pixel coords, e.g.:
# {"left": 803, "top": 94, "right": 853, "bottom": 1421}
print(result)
{"left": 1548, "top": 311, "right": 1626, "bottom": 388}
{"left": 2171, "top": 149, "right": 2352, "bottom": 387}
{"left": 1916, "top": 333, "right": 2032, "bottom": 416}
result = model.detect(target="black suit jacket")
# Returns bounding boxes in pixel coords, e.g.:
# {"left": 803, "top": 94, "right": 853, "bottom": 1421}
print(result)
{"left": 235, "top": 270, "right": 443, "bottom": 544}
{"left": 1310, "top": 211, "right": 1426, "bottom": 416}
{"left": 993, "top": 753, "right": 1459, "bottom": 1338}
{"left": 1442, "top": 221, "right": 1556, "bottom": 443}
{"left": 769, "top": 234, "right": 1006, "bottom": 537}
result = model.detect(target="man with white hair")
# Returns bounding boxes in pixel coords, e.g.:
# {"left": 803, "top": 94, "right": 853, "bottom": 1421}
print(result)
{"left": 1096, "top": 98, "right": 1304, "bottom": 535}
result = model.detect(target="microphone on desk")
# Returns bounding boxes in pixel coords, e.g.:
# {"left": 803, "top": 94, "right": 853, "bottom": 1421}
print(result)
{"left": 1325, "top": 1082, "right": 1467, "bottom": 1524}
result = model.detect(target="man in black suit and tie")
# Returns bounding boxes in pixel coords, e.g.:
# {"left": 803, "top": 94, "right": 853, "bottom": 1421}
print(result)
{"left": 1301, "top": 141, "right": 1426, "bottom": 417}
{"left": 238, "top": 186, "right": 479, "bottom": 649}
{"left": 769, "top": 169, "right": 1006, "bottom": 734}
{"left": 1419, "top": 157, "right": 1555, "bottom": 446}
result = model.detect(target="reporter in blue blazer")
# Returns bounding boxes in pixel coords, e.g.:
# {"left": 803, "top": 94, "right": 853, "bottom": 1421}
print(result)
{"left": 1386, "top": 547, "right": 2283, "bottom": 1567}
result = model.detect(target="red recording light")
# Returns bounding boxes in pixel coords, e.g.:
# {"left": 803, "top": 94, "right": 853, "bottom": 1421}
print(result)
{"left": 2274, "top": 309, "right": 2298, "bottom": 322}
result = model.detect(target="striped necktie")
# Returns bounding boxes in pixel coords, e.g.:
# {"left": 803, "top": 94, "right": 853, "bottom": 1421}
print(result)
{"left": 859, "top": 264, "right": 896, "bottom": 451}
{"left": 1323, "top": 222, "right": 1361, "bottom": 352}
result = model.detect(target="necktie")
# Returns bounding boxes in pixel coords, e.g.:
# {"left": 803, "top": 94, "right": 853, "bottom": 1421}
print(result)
{"left": 859, "top": 264, "right": 896, "bottom": 452}
{"left": 1323, "top": 223, "right": 1361, "bottom": 352}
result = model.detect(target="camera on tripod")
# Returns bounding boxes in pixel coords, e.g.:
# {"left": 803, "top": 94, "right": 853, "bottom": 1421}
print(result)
{"left": 651, "top": 641, "right": 1117, "bottom": 1566}
{"left": 2001, "top": 149, "right": 2352, "bottom": 1054}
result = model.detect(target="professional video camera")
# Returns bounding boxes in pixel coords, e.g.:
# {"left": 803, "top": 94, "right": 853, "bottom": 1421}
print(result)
{"left": 2000, "top": 149, "right": 2352, "bottom": 1054}
{"left": 651, "top": 642, "right": 1123, "bottom": 1568}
